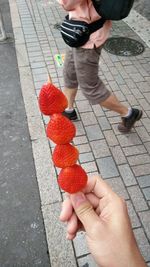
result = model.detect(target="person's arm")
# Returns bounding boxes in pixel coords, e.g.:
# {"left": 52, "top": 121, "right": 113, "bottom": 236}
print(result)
{"left": 60, "top": 175, "right": 147, "bottom": 267}
{"left": 57, "top": 0, "right": 84, "bottom": 11}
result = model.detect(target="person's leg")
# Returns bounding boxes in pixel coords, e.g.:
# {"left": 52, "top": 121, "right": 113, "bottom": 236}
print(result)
{"left": 63, "top": 87, "right": 77, "bottom": 109}
{"left": 100, "top": 94, "right": 128, "bottom": 116}
{"left": 74, "top": 46, "right": 142, "bottom": 132}
{"left": 62, "top": 48, "right": 78, "bottom": 120}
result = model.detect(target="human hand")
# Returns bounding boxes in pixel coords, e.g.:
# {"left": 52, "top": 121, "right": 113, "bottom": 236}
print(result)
{"left": 60, "top": 175, "right": 147, "bottom": 267}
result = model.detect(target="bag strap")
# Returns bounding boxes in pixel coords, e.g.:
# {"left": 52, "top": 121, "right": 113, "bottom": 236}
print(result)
{"left": 88, "top": 17, "right": 106, "bottom": 33}
{"left": 65, "top": 15, "right": 106, "bottom": 33}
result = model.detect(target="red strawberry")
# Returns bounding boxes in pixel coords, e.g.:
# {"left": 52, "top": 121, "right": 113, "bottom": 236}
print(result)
{"left": 39, "top": 83, "right": 68, "bottom": 115}
{"left": 58, "top": 164, "right": 88, "bottom": 193}
{"left": 47, "top": 114, "right": 76, "bottom": 144}
{"left": 52, "top": 144, "right": 79, "bottom": 168}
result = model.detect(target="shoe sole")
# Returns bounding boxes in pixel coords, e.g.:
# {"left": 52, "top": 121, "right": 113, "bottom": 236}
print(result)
{"left": 62, "top": 112, "right": 78, "bottom": 121}
{"left": 70, "top": 117, "right": 78, "bottom": 121}
{"left": 118, "top": 110, "right": 143, "bottom": 133}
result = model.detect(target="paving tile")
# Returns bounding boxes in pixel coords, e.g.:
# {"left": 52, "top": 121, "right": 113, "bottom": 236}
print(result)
{"left": 126, "top": 200, "right": 141, "bottom": 228}
{"left": 131, "top": 88, "right": 143, "bottom": 99}
{"left": 142, "top": 188, "right": 150, "bottom": 201}
{"left": 74, "top": 121, "right": 85, "bottom": 136}
{"left": 32, "top": 137, "right": 61, "bottom": 205}
{"left": 134, "top": 228, "right": 150, "bottom": 262}
{"left": 31, "top": 62, "right": 46, "bottom": 68}
{"left": 81, "top": 161, "right": 98, "bottom": 173}
{"left": 92, "top": 105, "right": 105, "bottom": 117}
{"left": 130, "top": 73, "right": 145, "bottom": 82}
{"left": 119, "top": 84, "right": 131, "bottom": 94}
{"left": 105, "top": 110, "right": 119, "bottom": 118}
{"left": 32, "top": 67, "right": 48, "bottom": 75}
{"left": 98, "top": 116, "right": 111, "bottom": 130}
{"left": 137, "top": 81, "right": 150, "bottom": 93}
{"left": 142, "top": 118, "right": 150, "bottom": 132}
{"left": 106, "top": 177, "right": 129, "bottom": 200}
{"left": 115, "top": 90, "right": 126, "bottom": 101}
{"left": 139, "top": 99, "right": 150, "bottom": 111}
{"left": 144, "top": 142, "right": 150, "bottom": 154}
{"left": 124, "top": 65, "right": 138, "bottom": 74}
{"left": 126, "top": 94, "right": 139, "bottom": 105}
{"left": 73, "top": 136, "right": 88, "bottom": 145}
{"left": 137, "top": 175, "right": 150, "bottom": 188}
{"left": 76, "top": 100, "right": 92, "bottom": 112}
{"left": 118, "top": 164, "right": 137, "bottom": 186}
{"left": 80, "top": 112, "right": 97, "bottom": 126}
{"left": 90, "top": 140, "right": 110, "bottom": 158}
{"left": 76, "top": 90, "right": 86, "bottom": 101}
{"left": 42, "top": 203, "right": 77, "bottom": 267}
{"left": 97, "top": 157, "right": 119, "bottom": 178}
{"left": 103, "top": 130, "right": 119, "bottom": 146}
{"left": 77, "top": 144, "right": 91, "bottom": 154}
{"left": 132, "top": 164, "right": 150, "bottom": 177}
{"left": 122, "top": 145, "right": 147, "bottom": 156}
{"left": 85, "top": 125, "right": 104, "bottom": 141}
{"left": 138, "top": 211, "right": 150, "bottom": 240}
{"left": 136, "top": 127, "right": 150, "bottom": 142}
{"left": 104, "top": 71, "right": 114, "bottom": 81}
{"left": 117, "top": 133, "right": 142, "bottom": 147}
{"left": 125, "top": 78, "right": 136, "bottom": 89}
{"left": 79, "top": 152, "right": 94, "bottom": 163}
{"left": 110, "top": 146, "right": 127, "bottom": 164}
{"left": 114, "top": 74, "right": 125, "bottom": 85}
{"left": 127, "top": 154, "right": 150, "bottom": 166}
{"left": 73, "top": 232, "right": 89, "bottom": 257}
{"left": 143, "top": 93, "right": 150, "bottom": 103}
{"left": 109, "top": 80, "right": 120, "bottom": 91}
{"left": 127, "top": 186, "right": 148, "bottom": 212}
{"left": 78, "top": 255, "right": 98, "bottom": 267}
{"left": 33, "top": 73, "right": 48, "bottom": 83}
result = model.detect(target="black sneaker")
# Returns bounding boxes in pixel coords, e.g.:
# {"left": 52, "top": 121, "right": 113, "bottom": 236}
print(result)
{"left": 62, "top": 109, "right": 78, "bottom": 121}
{"left": 118, "top": 108, "right": 143, "bottom": 133}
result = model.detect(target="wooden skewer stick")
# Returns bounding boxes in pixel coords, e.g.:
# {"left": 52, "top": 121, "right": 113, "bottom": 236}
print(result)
{"left": 47, "top": 74, "right": 52, "bottom": 84}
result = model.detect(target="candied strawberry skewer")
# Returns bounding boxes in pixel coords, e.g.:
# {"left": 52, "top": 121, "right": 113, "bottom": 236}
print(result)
{"left": 52, "top": 144, "right": 79, "bottom": 168}
{"left": 39, "top": 83, "right": 68, "bottom": 115}
{"left": 47, "top": 113, "right": 76, "bottom": 144}
{"left": 38, "top": 76, "right": 87, "bottom": 193}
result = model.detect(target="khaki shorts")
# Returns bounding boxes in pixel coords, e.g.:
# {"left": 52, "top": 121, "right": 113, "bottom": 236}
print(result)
{"left": 63, "top": 46, "right": 110, "bottom": 105}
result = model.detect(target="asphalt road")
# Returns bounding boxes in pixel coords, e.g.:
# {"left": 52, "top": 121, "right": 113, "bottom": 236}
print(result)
{"left": 0, "top": 0, "right": 50, "bottom": 266}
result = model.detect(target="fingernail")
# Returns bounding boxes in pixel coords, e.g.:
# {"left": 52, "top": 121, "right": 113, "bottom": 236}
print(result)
{"left": 71, "top": 192, "right": 86, "bottom": 208}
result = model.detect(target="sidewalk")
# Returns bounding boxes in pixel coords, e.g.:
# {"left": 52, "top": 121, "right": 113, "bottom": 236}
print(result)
{"left": 7, "top": 0, "right": 150, "bottom": 266}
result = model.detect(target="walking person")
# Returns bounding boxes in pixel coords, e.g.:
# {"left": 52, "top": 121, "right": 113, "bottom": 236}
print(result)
{"left": 58, "top": 0, "right": 142, "bottom": 133}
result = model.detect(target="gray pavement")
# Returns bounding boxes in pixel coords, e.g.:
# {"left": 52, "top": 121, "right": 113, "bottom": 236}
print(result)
{"left": 134, "top": 0, "right": 150, "bottom": 20}
{"left": 0, "top": 1, "right": 50, "bottom": 266}
{"left": 1, "top": 0, "right": 150, "bottom": 266}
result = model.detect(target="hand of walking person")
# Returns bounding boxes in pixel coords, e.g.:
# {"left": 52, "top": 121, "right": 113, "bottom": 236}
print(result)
{"left": 60, "top": 175, "right": 147, "bottom": 267}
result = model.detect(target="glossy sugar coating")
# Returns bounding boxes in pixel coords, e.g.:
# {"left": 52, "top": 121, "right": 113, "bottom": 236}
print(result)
{"left": 39, "top": 83, "right": 68, "bottom": 115}
{"left": 58, "top": 164, "right": 88, "bottom": 193}
{"left": 52, "top": 143, "right": 79, "bottom": 168}
{"left": 46, "top": 113, "right": 76, "bottom": 144}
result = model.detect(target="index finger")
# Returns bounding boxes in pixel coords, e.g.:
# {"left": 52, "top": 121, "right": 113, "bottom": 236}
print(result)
{"left": 82, "top": 175, "right": 114, "bottom": 199}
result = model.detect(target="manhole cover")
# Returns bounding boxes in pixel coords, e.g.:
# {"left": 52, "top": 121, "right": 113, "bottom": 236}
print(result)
{"left": 103, "top": 37, "right": 145, "bottom": 56}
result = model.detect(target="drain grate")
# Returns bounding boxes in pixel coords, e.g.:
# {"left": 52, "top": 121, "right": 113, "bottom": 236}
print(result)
{"left": 103, "top": 37, "right": 145, "bottom": 56}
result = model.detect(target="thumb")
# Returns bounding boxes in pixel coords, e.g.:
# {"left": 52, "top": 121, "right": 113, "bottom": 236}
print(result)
{"left": 70, "top": 192, "right": 100, "bottom": 233}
